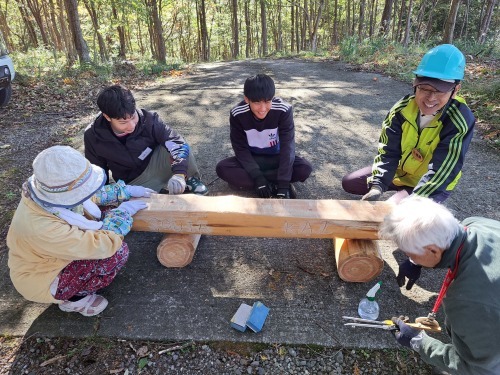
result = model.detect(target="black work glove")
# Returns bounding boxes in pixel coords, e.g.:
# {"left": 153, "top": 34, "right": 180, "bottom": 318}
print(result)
{"left": 391, "top": 318, "right": 422, "bottom": 349}
{"left": 396, "top": 259, "right": 422, "bottom": 290}
{"left": 255, "top": 176, "right": 273, "bottom": 198}
{"left": 276, "top": 187, "right": 290, "bottom": 199}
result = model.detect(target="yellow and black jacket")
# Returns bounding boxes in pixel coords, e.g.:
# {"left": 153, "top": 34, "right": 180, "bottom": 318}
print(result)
{"left": 369, "top": 94, "right": 475, "bottom": 199}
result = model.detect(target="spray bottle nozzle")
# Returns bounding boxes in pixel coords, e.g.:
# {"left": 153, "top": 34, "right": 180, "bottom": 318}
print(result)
{"left": 366, "top": 281, "right": 382, "bottom": 301}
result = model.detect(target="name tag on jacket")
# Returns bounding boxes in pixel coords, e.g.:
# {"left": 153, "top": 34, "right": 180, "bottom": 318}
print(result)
{"left": 138, "top": 147, "right": 152, "bottom": 160}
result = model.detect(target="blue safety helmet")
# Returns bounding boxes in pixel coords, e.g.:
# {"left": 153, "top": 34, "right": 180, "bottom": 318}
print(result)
{"left": 413, "top": 44, "right": 465, "bottom": 81}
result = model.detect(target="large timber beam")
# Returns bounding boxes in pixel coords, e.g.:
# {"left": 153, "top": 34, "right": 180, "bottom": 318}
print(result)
{"left": 131, "top": 194, "right": 392, "bottom": 240}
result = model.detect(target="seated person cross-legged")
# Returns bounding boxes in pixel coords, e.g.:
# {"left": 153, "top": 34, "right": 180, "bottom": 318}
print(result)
{"left": 216, "top": 73, "right": 312, "bottom": 199}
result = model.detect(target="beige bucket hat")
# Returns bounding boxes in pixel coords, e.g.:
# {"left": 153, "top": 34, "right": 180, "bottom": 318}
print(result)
{"left": 28, "top": 145, "right": 106, "bottom": 207}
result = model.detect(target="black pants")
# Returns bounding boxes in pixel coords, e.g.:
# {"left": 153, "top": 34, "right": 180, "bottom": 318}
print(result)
{"left": 216, "top": 154, "right": 313, "bottom": 190}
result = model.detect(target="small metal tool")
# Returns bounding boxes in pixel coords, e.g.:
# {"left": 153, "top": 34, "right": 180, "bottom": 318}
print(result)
{"left": 343, "top": 316, "right": 441, "bottom": 332}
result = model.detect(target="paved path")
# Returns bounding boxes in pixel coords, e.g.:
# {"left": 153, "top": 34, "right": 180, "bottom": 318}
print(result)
{"left": 1, "top": 58, "right": 498, "bottom": 349}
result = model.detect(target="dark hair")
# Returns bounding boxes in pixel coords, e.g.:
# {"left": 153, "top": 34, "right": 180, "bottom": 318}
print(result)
{"left": 243, "top": 74, "right": 275, "bottom": 102}
{"left": 96, "top": 85, "right": 136, "bottom": 119}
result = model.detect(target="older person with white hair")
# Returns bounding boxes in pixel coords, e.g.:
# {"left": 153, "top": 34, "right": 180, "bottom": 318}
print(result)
{"left": 380, "top": 196, "right": 500, "bottom": 375}
{"left": 7, "top": 145, "right": 150, "bottom": 316}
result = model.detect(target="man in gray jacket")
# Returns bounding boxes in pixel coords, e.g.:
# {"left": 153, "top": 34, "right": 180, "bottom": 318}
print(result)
{"left": 380, "top": 196, "right": 500, "bottom": 375}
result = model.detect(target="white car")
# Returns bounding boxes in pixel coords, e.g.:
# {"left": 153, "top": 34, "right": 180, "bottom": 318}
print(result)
{"left": 0, "top": 31, "right": 15, "bottom": 107}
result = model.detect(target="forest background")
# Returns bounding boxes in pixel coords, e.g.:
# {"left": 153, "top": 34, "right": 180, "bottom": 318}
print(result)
{"left": 0, "top": 0, "right": 498, "bottom": 135}
{"left": 0, "top": 0, "right": 499, "bottom": 373}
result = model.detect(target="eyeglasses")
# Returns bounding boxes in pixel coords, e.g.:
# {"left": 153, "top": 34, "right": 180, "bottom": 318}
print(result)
{"left": 416, "top": 86, "right": 454, "bottom": 98}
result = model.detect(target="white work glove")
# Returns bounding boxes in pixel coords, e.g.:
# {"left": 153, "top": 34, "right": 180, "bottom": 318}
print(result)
{"left": 82, "top": 199, "right": 102, "bottom": 219}
{"left": 167, "top": 174, "right": 186, "bottom": 195}
{"left": 118, "top": 200, "right": 148, "bottom": 216}
{"left": 361, "top": 186, "right": 383, "bottom": 201}
{"left": 126, "top": 185, "right": 155, "bottom": 198}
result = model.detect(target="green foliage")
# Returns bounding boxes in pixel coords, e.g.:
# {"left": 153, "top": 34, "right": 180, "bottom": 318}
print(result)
{"left": 454, "top": 40, "right": 500, "bottom": 59}
{"left": 134, "top": 58, "right": 185, "bottom": 76}
{"left": 339, "top": 38, "right": 427, "bottom": 81}
{"left": 138, "top": 357, "right": 148, "bottom": 370}
{"left": 11, "top": 48, "right": 185, "bottom": 85}
{"left": 11, "top": 48, "right": 67, "bottom": 80}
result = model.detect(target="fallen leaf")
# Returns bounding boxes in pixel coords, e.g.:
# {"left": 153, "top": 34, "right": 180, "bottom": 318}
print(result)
{"left": 136, "top": 345, "right": 148, "bottom": 358}
{"left": 40, "top": 354, "right": 66, "bottom": 367}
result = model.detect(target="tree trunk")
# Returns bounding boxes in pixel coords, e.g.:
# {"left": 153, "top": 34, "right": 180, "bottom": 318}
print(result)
{"left": 245, "top": 0, "right": 251, "bottom": 57}
{"left": 15, "top": 0, "right": 39, "bottom": 47}
{"left": 346, "top": 0, "right": 351, "bottom": 36}
{"left": 391, "top": 0, "right": 399, "bottom": 40}
{"left": 379, "top": 0, "right": 394, "bottom": 35}
{"left": 413, "top": 0, "right": 426, "bottom": 43}
{"left": 47, "top": 0, "right": 62, "bottom": 51}
{"left": 358, "top": 0, "right": 366, "bottom": 40}
{"left": 332, "top": 0, "right": 338, "bottom": 45}
{"left": 442, "top": 0, "right": 461, "bottom": 44}
{"left": 311, "top": 0, "right": 325, "bottom": 52}
{"left": 0, "top": 10, "right": 13, "bottom": 50}
{"left": 477, "top": 0, "right": 497, "bottom": 44}
{"left": 402, "top": 0, "right": 414, "bottom": 46}
{"left": 396, "top": 0, "right": 406, "bottom": 42}
{"left": 57, "top": 0, "right": 76, "bottom": 64}
{"left": 145, "top": 0, "right": 166, "bottom": 64}
{"left": 83, "top": 0, "right": 108, "bottom": 62}
{"left": 291, "top": 3, "right": 295, "bottom": 52}
{"left": 260, "top": 0, "right": 267, "bottom": 56}
{"left": 459, "top": 0, "right": 469, "bottom": 38}
{"left": 231, "top": 0, "right": 239, "bottom": 58}
{"left": 64, "top": 0, "right": 90, "bottom": 63}
{"left": 25, "top": 0, "right": 49, "bottom": 46}
{"left": 111, "top": 1, "right": 126, "bottom": 58}
{"left": 295, "top": 4, "right": 300, "bottom": 51}
{"left": 368, "top": 0, "right": 377, "bottom": 37}
{"left": 277, "top": 0, "right": 283, "bottom": 51}
{"left": 198, "top": 0, "right": 209, "bottom": 61}
{"left": 424, "top": 0, "right": 438, "bottom": 40}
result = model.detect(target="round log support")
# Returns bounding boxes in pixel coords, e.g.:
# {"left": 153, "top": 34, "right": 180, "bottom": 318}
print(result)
{"left": 334, "top": 238, "right": 384, "bottom": 282}
{"left": 157, "top": 233, "right": 201, "bottom": 268}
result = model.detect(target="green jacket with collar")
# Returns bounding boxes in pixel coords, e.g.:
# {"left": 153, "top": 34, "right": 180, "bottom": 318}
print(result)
{"left": 416, "top": 217, "right": 500, "bottom": 374}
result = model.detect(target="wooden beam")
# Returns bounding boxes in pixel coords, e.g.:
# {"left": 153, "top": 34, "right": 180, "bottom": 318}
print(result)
{"left": 132, "top": 195, "right": 392, "bottom": 240}
{"left": 334, "top": 238, "right": 384, "bottom": 282}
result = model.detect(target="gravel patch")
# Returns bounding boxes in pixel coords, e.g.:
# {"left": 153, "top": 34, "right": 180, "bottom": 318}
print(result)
{"left": 1, "top": 336, "right": 437, "bottom": 375}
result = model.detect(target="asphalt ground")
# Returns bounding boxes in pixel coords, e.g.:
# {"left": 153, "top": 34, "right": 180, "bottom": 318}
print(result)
{"left": 1, "top": 58, "right": 499, "bottom": 349}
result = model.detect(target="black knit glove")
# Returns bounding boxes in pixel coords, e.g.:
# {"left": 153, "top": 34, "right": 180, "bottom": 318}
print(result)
{"left": 276, "top": 187, "right": 290, "bottom": 199}
{"left": 255, "top": 176, "right": 273, "bottom": 198}
{"left": 396, "top": 259, "right": 422, "bottom": 290}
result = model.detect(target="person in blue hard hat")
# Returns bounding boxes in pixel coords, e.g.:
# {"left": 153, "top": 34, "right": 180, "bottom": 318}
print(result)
{"left": 342, "top": 44, "right": 475, "bottom": 204}
{"left": 342, "top": 44, "right": 476, "bottom": 291}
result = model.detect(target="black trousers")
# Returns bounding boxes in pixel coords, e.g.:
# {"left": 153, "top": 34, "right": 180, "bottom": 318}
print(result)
{"left": 216, "top": 154, "right": 313, "bottom": 190}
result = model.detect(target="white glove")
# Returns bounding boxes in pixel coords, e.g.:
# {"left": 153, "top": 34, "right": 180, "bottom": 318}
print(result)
{"left": 126, "top": 185, "right": 156, "bottom": 198}
{"left": 167, "top": 174, "right": 186, "bottom": 195}
{"left": 118, "top": 200, "right": 148, "bottom": 216}
{"left": 82, "top": 199, "right": 102, "bottom": 219}
{"left": 361, "top": 186, "right": 383, "bottom": 201}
